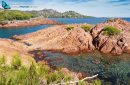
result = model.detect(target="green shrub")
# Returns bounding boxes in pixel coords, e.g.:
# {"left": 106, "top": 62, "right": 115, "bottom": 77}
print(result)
{"left": 81, "top": 25, "right": 92, "bottom": 32}
{"left": 0, "top": 55, "right": 5, "bottom": 65}
{"left": 103, "top": 26, "right": 122, "bottom": 36}
{"left": 11, "top": 54, "right": 21, "bottom": 69}
{"left": 47, "top": 71, "right": 65, "bottom": 84}
{"left": 65, "top": 26, "right": 74, "bottom": 31}
{"left": 0, "top": 54, "right": 74, "bottom": 85}
{"left": 93, "top": 80, "right": 102, "bottom": 85}
{"left": 78, "top": 81, "right": 86, "bottom": 85}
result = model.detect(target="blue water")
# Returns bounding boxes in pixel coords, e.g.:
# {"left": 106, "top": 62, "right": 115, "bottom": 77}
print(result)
{"left": 0, "top": 18, "right": 130, "bottom": 38}
{"left": 49, "top": 18, "right": 130, "bottom": 24}
{"left": 49, "top": 18, "right": 108, "bottom": 24}
{"left": 0, "top": 25, "right": 51, "bottom": 38}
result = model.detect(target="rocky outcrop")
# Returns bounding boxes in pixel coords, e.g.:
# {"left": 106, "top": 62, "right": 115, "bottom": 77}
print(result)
{"left": 13, "top": 24, "right": 95, "bottom": 54}
{"left": 91, "top": 18, "right": 130, "bottom": 54}
{"left": 10, "top": 18, "right": 130, "bottom": 55}
{"left": 0, "top": 18, "right": 63, "bottom": 28}
{"left": 0, "top": 38, "right": 31, "bottom": 65}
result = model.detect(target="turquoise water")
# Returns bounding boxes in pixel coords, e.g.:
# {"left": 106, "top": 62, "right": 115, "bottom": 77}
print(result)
{"left": 0, "top": 18, "right": 130, "bottom": 38}
{"left": 0, "top": 25, "right": 51, "bottom": 38}
{"left": 40, "top": 51, "right": 130, "bottom": 85}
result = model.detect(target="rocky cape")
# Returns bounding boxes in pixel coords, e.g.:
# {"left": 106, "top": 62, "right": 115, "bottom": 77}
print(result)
{"left": 11, "top": 18, "right": 130, "bottom": 55}
{"left": 0, "top": 18, "right": 63, "bottom": 28}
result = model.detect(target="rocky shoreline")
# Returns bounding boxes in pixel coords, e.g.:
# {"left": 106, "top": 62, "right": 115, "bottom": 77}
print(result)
{"left": 0, "top": 18, "right": 63, "bottom": 28}
{"left": 11, "top": 18, "right": 130, "bottom": 55}
{"left": 0, "top": 18, "right": 130, "bottom": 59}
{"left": 0, "top": 18, "right": 130, "bottom": 84}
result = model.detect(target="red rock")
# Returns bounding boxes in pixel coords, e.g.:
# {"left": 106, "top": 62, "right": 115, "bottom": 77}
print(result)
{"left": 0, "top": 38, "right": 31, "bottom": 65}
{"left": 12, "top": 18, "right": 130, "bottom": 55}
{"left": 91, "top": 18, "right": 130, "bottom": 54}
{"left": 0, "top": 18, "right": 63, "bottom": 28}
{"left": 13, "top": 24, "right": 95, "bottom": 54}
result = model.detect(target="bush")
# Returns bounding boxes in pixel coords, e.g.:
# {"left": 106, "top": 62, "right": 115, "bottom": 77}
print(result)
{"left": 81, "top": 25, "right": 92, "bottom": 32}
{"left": 103, "top": 26, "right": 121, "bottom": 36}
{"left": 0, "top": 54, "right": 73, "bottom": 85}
{"left": 11, "top": 53, "right": 22, "bottom": 69}
{"left": 65, "top": 26, "right": 74, "bottom": 31}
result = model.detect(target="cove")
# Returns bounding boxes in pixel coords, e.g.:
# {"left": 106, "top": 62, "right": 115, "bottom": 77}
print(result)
{"left": 34, "top": 50, "right": 130, "bottom": 85}
{"left": 0, "top": 25, "right": 51, "bottom": 38}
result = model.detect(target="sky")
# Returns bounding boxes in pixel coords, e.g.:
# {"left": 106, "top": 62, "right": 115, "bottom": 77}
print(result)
{"left": 0, "top": 0, "right": 130, "bottom": 17}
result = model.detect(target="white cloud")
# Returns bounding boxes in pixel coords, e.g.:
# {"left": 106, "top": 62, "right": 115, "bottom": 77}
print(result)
{"left": 6, "top": 0, "right": 130, "bottom": 17}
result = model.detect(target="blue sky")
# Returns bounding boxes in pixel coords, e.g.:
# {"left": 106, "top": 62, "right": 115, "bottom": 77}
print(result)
{"left": 0, "top": 0, "right": 130, "bottom": 17}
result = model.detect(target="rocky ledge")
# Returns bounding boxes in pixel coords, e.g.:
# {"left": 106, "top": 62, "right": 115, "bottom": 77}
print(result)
{"left": 0, "top": 38, "right": 31, "bottom": 65}
{"left": 0, "top": 18, "right": 63, "bottom": 28}
{"left": 12, "top": 18, "right": 130, "bottom": 55}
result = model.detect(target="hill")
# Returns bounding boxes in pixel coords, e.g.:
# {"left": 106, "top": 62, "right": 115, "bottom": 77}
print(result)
{"left": 0, "top": 10, "right": 34, "bottom": 21}
{"left": 27, "top": 9, "right": 92, "bottom": 18}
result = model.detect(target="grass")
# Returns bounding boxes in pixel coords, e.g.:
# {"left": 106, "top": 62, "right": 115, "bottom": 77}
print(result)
{"left": 0, "top": 54, "right": 73, "bottom": 85}
{"left": 103, "top": 26, "right": 122, "bottom": 36}
{"left": 81, "top": 25, "right": 92, "bottom": 32}
{"left": 0, "top": 54, "right": 101, "bottom": 85}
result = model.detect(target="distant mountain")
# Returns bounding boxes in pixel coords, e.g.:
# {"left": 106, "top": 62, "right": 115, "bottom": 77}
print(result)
{"left": 26, "top": 9, "right": 93, "bottom": 18}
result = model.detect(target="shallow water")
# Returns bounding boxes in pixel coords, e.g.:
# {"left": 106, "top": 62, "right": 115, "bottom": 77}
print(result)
{"left": 40, "top": 51, "right": 130, "bottom": 85}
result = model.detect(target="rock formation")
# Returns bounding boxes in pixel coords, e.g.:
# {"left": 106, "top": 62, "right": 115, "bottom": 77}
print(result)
{"left": 91, "top": 18, "right": 130, "bottom": 54}
{"left": 0, "top": 18, "right": 63, "bottom": 28}
{"left": 0, "top": 38, "right": 31, "bottom": 65}
{"left": 6, "top": 18, "right": 130, "bottom": 55}
{"left": 13, "top": 24, "right": 95, "bottom": 54}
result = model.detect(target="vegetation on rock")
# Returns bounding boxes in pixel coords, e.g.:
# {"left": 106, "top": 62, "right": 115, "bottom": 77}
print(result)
{"left": 0, "top": 10, "right": 34, "bottom": 21}
{"left": 81, "top": 25, "right": 92, "bottom": 32}
{"left": 103, "top": 26, "right": 122, "bottom": 36}
{"left": 65, "top": 26, "right": 74, "bottom": 31}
